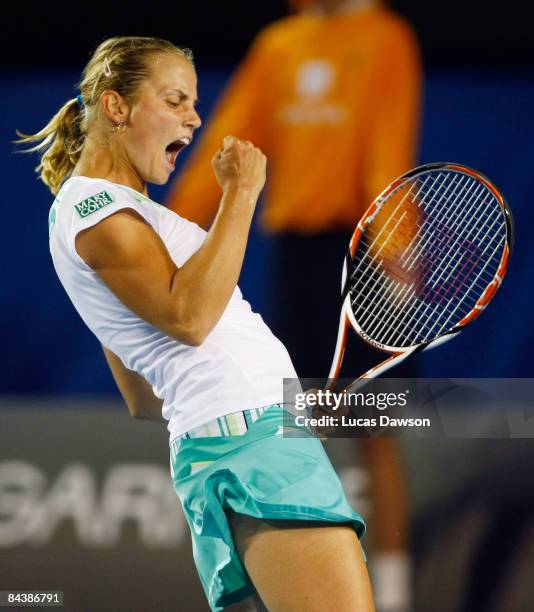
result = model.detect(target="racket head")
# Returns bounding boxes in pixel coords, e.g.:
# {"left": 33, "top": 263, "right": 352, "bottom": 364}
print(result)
{"left": 342, "top": 162, "right": 514, "bottom": 354}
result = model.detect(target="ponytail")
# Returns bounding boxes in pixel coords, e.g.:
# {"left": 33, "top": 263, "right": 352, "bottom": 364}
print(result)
{"left": 15, "top": 97, "right": 85, "bottom": 195}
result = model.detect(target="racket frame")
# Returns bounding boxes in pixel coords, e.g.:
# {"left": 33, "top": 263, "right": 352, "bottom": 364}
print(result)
{"left": 328, "top": 162, "right": 514, "bottom": 383}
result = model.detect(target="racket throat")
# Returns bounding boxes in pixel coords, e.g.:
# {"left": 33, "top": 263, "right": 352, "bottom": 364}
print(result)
{"left": 328, "top": 308, "right": 350, "bottom": 380}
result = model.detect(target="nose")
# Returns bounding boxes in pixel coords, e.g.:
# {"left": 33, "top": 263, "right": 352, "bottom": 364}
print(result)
{"left": 185, "top": 107, "right": 201, "bottom": 130}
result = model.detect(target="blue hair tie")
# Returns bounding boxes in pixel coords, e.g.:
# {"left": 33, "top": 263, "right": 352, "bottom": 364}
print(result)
{"left": 76, "top": 94, "right": 84, "bottom": 108}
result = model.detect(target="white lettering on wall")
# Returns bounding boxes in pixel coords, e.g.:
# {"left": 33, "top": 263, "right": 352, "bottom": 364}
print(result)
{"left": 0, "top": 461, "right": 185, "bottom": 548}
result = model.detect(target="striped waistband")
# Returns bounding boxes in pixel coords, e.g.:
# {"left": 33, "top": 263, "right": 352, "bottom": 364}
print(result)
{"left": 180, "top": 405, "right": 273, "bottom": 440}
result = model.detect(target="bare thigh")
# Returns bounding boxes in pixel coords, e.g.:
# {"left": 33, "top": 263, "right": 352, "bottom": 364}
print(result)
{"left": 227, "top": 511, "right": 375, "bottom": 612}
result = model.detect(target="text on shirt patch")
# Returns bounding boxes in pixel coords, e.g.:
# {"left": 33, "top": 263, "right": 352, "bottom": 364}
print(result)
{"left": 74, "top": 191, "right": 114, "bottom": 218}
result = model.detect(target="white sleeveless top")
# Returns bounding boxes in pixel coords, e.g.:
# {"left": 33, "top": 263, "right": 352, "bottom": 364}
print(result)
{"left": 48, "top": 176, "right": 297, "bottom": 441}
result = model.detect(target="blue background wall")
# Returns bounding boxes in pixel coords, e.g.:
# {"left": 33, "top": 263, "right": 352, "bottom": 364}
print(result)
{"left": 2, "top": 66, "right": 533, "bottom": 394}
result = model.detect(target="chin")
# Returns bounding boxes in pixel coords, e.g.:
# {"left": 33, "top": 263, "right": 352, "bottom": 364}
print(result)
{"left": 146, "top": 170, "right": 171, "bottom": 186}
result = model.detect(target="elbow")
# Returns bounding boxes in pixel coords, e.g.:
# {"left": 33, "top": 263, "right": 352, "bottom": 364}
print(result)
{"left": 168, "top": 309, "right": 212, "bottom": 346}
{"left": 179, "top": 327, "right": 209, "bottom": 347}
{"left": 128, "top": 402, "right": 143, "bottom": 419}
{"left": 182, "top": 333, "right": 207, "bottom": 347}
{"left": 129, "top": 405, "right": 154, "bottom": 421}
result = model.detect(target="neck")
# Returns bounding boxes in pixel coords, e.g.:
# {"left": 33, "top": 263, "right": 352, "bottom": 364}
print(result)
{"left": 71, "top": 135, "right": 148, "bottom": 196}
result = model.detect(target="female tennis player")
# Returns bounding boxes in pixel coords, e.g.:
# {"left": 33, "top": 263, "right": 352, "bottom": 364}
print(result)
{"left": 18, "top": 36, "right": 373, "bottom": 611}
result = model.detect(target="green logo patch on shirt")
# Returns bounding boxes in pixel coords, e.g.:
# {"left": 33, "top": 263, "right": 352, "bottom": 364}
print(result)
{"left": 74, "top": 191, "right": 114, "bottom": 218}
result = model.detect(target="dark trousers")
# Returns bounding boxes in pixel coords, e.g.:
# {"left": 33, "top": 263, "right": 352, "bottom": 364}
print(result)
{"left": 266, "top": 231, "right": 416, "bottom": 380}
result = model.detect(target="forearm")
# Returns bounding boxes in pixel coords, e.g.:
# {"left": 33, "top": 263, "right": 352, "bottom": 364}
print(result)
{"left": 170, "top": 184, "right": 257, "bottom": 340}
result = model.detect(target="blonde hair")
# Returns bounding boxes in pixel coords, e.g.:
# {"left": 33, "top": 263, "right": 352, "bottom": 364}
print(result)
{"left": 15, "top": 36, "right": 193, "bottom": 195}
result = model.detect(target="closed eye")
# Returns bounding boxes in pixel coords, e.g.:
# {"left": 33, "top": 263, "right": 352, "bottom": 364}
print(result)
{"left": 166, "top": 95, "right": 200, "bottom": 110}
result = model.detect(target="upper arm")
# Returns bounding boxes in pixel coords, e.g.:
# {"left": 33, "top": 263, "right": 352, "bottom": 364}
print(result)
{"left": 75, "top": 209, "right": 197, "bottom": 344}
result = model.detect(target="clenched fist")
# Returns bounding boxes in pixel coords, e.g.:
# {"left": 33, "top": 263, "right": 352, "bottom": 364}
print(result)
{"left": 211, "top": 136, "right": 267, "bottom": 197}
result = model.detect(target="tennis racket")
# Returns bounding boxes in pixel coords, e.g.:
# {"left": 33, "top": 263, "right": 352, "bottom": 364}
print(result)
{"left": 328, "top": 162, "right": 514, "bottom": 391}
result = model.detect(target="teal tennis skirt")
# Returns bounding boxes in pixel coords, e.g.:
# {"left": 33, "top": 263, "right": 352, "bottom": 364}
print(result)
{"left": 169, "top": 403, "right": 366, "bottom": 612}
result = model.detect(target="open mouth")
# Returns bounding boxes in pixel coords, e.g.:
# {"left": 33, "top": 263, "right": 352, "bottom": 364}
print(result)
{"left": 165, "top": 137, "right": 191, "bottom": 167}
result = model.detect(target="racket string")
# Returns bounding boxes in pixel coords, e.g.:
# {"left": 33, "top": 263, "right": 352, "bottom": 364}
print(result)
{"left": 347, "top": 175, "right": 438, "bottom": 310}
{"left": 383, "top": 193, "right": 500, "bottom": 345}
{"left": 409, "top": 191, "right": 500, "bottom": 292}
{"left": 357, "top": 178, "right": 494, "bottom": 308}
{"left": 370, "top": 203, "right": 502, "bottom": 344}
{"left": 349, "top": 169, "right": 506, "bottom": 348}
{"left": 351, "top": 268, "right": 486, "bottom": 344}
{"left": 351, "top": 174, "right": 480, "bottom": 340}
{"left": 352, "top": 172, "right": 469, "bottom": 294}
{"left": 348, "top": 174, "right": 435, "bottom": 280}
{"left": 424, "top": 221, "right": 505, "bottom": 339}
{"left": 378, "top": 208, "right": 503, "bottom": 346}
{"left": 400, "top": 229, "right": 504, "bottom": 346}
{"left": 351, "top": 176, "right": 474, "bottom": 342}
{"left": 396, "top": 200, "right": 505, "bottom": 345}
{"left": 358, "top": 174, "right": 482, "bottom": 279}
{"left": 386, "top": 173, "right": 469, "bottom": 270}
{"left": 399, "top": 179, "right": 487, "bottom": 272}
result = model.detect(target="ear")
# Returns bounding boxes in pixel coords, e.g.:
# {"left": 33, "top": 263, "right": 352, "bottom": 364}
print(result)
{"left": 100, "top": 90, "right": 129, "bottom": 125}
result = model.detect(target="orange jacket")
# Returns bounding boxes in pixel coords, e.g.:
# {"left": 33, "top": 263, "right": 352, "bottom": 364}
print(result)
{"left": 166, "top": 7, "right": 422, "bottom": 233}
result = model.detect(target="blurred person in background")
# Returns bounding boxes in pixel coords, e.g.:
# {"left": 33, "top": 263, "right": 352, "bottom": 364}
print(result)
{"left": 166, "top": 1, "right": 422, "bottom": 610}
{"left": 18, "top": 36, "right": 374, "bottom": 612}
